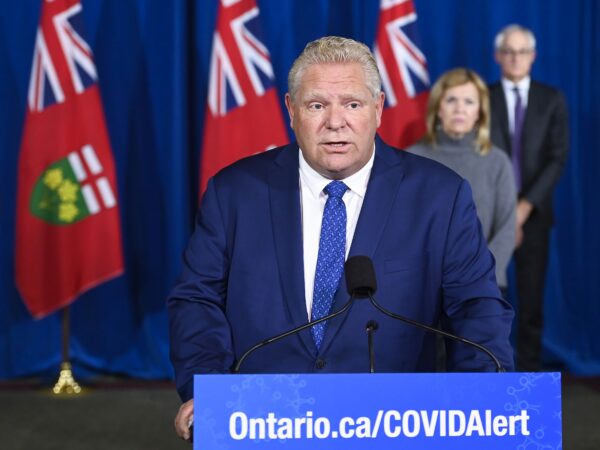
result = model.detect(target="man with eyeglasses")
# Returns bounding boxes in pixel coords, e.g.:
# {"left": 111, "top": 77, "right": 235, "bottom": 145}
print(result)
{"left": 489, "top": 24, "right": 569, "bottom": 372}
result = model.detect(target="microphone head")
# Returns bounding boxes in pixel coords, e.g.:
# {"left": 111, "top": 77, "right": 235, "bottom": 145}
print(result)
{"left": 366, "top": 320, "right": 379, "bottom": 331}
{"left": 345, "top": 255, "right": 377, "bottom": 297}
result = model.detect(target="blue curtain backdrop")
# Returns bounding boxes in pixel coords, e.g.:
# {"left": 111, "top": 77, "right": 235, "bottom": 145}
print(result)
{"left": 1, "top": 0, "right": 598, "bottom": 380}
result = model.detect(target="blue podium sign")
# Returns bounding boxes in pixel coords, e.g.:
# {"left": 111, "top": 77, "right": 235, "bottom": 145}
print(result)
{"left": 194, "top": 372, "right": 561, "bottom": 449}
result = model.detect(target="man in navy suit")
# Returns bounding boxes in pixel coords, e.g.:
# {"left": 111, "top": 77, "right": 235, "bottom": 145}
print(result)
{"left": 489, "top": 25, "right": 569, "bottom": 371}
{"left": 169, "top": 36, "right": 514, "bottom": 440}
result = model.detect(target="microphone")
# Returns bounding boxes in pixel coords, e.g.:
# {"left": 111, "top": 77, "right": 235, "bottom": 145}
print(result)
{"left": 345, "top": 255, "right": 377, "bottom": 297}
{"left": 344, "top": 257, "right": 379, "bottom": 373}
{"left": 344, "top": 256, "right": 506, "bottom": 373}
{"left": 365, "top": 320, "right": 379, "bottom": 373}
{"left": 233, "top": 257, "right": 383, "bottom": 373}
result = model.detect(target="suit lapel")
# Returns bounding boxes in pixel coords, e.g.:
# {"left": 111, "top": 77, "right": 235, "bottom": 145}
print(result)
{"left": 268, "top": 145, "right": 316, "bottom": 356}
{"left": 492, "top": 84, "right": 512, "bottom": 153}
{"left": 319, "top": 139, "right": 405, "bottom": 354}
{"left": 522, "top": 81, "right": 540, "bottom": 152}
{"left": 347, "top": 141, "right": 404, "bottom": 259}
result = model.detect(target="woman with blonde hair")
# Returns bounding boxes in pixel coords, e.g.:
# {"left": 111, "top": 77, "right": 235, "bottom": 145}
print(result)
{"left": 408, "top": 68, "right": 516, "bottom": 294}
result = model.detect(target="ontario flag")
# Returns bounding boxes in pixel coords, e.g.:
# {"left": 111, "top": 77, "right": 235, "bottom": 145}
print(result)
{"left": 374, "top": 0, "right": 430, "bottom": 148}
{"left": 199, "top": 0, "right": 288, "bottom": 195}
{"left": 15, "top": 0, "right": 124, "bottom": 318}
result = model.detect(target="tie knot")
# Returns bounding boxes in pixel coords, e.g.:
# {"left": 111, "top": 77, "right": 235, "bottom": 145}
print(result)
{"left": 513, "top": 86, "right": 521, "bottom": 97}
{"left": 324, "top": 181, "right": 348, "bottom": 199}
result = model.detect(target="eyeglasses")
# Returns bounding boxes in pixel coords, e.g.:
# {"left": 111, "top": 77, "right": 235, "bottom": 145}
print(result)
{"left": 498, "top": 48, "right": 534, "bottom": 57}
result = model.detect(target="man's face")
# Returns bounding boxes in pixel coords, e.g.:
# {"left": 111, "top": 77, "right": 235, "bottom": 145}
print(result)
{"left": 285, "top": 62, "right": 384, "bottom": 180}
{"left": 495, "top": 30, "right": 536, "bottom": 82}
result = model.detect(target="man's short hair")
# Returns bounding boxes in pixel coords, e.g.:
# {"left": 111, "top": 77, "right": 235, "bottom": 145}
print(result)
{"left": 494, "top": 24, "right": 536, "bottom": 51}
{"left": 287, "top": 36, "right": 382, "bottom": 101}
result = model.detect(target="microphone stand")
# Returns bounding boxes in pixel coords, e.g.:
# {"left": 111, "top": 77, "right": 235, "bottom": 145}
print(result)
{"left": 365, "top": 320, "right": 378, "bottom": 373}
{"left": 233, "top": 295, "right": 357, "bottom": 373}
{"left": 367, "top": 294, "right": 506, "bottom": 373}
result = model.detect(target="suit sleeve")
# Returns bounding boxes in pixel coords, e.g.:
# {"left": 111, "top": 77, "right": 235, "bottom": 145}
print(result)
{"left": 167, "top": 178, "right": 234, "bottom": 402}
{"left": 524, "top": 91, "right": 569, "bottom": 212}
{"left": 441, "top": 180, "right": 515, "bottom": 371}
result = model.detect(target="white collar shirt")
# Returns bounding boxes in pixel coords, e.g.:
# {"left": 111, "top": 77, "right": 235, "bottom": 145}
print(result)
{"left": 298, "top": 146, "right": 374, "bottom": 319}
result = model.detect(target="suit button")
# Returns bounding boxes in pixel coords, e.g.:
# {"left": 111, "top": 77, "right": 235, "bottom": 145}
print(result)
{"left": 315, "top": 359, "right": 326, "bottom": 369}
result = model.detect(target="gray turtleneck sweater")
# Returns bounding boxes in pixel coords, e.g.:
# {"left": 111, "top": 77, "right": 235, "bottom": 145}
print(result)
{"left": 407, "top": 131, "right": 516, "bottom": 288}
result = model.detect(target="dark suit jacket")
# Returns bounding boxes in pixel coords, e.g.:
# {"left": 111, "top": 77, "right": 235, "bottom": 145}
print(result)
{"left": 168, "top": 139, "right": 514, "bottom": 402}
{"left": 489, "top": 81, "right": 569, "bottom": 223}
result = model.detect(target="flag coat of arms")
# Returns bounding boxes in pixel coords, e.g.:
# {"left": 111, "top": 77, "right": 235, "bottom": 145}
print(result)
{"left": 15, "top": 0, "right": 124, "bottom": 318}
{"left": 199, "top": 0, "right": 288, "bottom": 195}
{"left": 374, "top": 0, "right": 430, "bottom": 148}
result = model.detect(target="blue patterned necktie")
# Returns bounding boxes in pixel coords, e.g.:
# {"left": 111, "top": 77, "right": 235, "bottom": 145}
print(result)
{"left": 512, "top": 86, "right": 525, "bottom": 190}
{"left": 311, "top": 180, "right": 348, "bottom": 350}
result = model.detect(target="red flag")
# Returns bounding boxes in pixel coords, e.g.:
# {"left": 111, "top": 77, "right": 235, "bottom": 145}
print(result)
{"left": 374, "top": 0, "right": 430, "bottom": 148}
{"left": 199, "top": 0, "right": 288, "bottom": 195}
{"left": 15, "top": 0, "right": 124, "bottom": 318}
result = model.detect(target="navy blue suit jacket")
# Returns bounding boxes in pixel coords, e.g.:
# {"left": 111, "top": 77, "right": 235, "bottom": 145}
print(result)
{"left": 489, "top": 81, "right": 569, "bottom": 223}
{"left": 168, "top": 139, "right": 514, "bottom": 401}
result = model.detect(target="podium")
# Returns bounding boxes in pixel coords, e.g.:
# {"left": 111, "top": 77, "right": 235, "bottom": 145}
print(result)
{"left": 194, "top": 372, "right": 561, "bottom": 449}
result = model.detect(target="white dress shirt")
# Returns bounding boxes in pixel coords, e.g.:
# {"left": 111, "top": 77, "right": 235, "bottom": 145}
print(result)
{"left": 299, "top": 147, "right": 374, "bottom": 319}
{"left": 501, "top": 76, "right": 531, "bottom": 135}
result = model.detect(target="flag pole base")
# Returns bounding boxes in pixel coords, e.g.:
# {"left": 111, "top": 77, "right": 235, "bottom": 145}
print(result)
{"left": 52, "top": 362, "right": 82, "bottom": 395}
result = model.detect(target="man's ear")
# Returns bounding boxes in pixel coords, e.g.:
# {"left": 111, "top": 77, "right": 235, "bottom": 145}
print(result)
{"left": 375, "top": 91, "right": 385, "bottom": 128}
{"left": 284, "top": 93, "right": 295, "bottom": 128}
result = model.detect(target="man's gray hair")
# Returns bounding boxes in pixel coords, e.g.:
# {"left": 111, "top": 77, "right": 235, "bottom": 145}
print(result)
{"left": 287, "top": 36, "right": 382, "bottom": 101}
{"left": 494, "top": 24, "right": 536, "bottom": 51}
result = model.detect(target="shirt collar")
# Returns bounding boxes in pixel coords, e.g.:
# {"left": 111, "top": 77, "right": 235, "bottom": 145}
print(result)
{"left": 501, "top": 76, "right": 531, "bottom": 92}
{"left": 298, "top": 144, "right": 375, "bottom": 200}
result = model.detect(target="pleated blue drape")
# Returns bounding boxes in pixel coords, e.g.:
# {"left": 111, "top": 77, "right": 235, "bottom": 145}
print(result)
{"left": 0, "top": 0, "right": 598, "bottom": 379}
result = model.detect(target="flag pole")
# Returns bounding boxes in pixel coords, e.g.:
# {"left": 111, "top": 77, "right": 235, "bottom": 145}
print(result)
{"left": 52, "top": 307, "right": 82, "bottom": 395}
